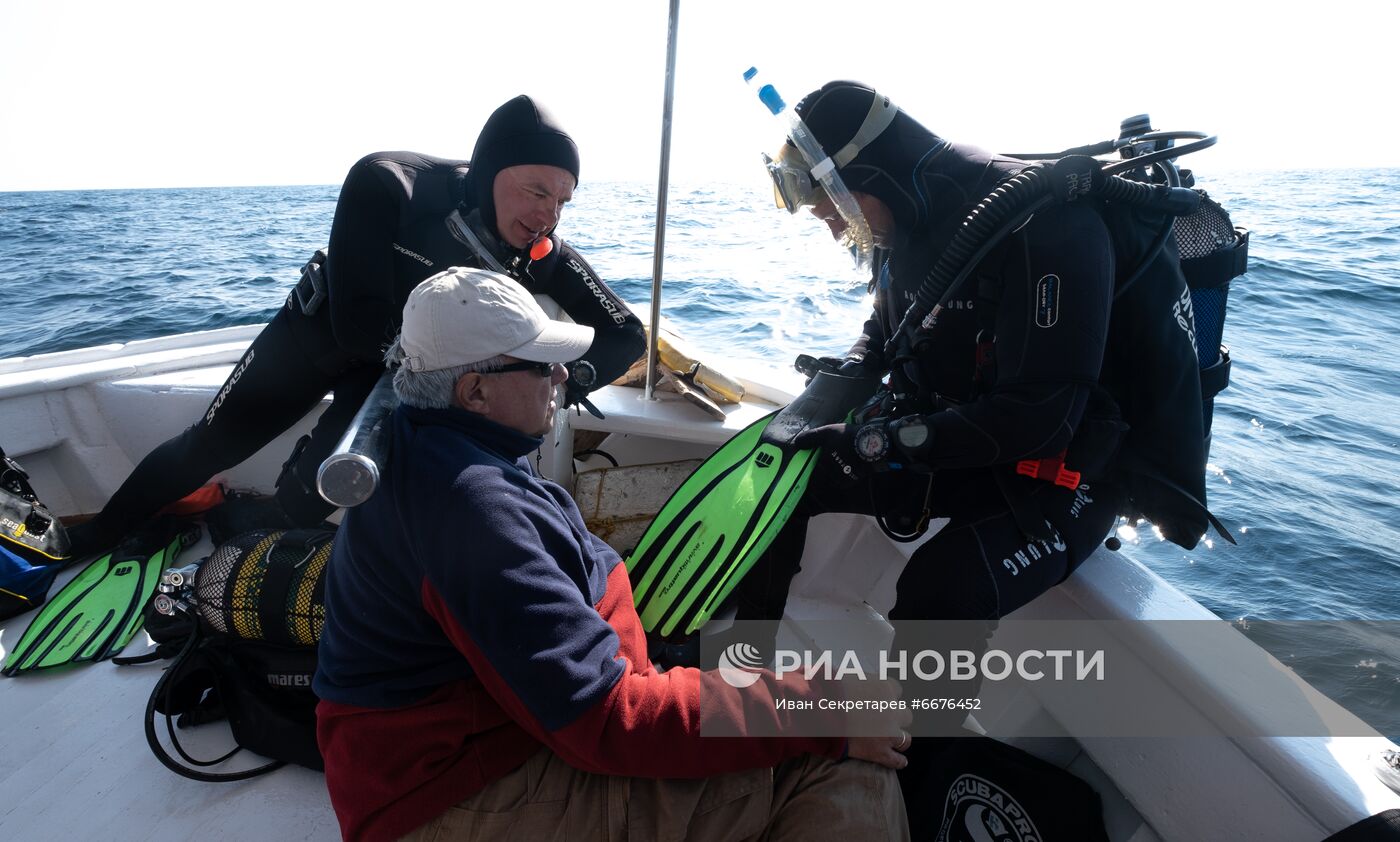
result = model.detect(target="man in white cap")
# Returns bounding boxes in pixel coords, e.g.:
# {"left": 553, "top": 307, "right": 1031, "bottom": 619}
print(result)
{"left": 314, "top": 267, "right": 909, "bottom": 842}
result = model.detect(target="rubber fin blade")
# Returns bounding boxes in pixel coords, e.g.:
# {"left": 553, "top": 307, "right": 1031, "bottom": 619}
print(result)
{"left": 627, "top": 413, "right": 819, "bottom": 640}
{"left": 1, "top": 521, "right": 198, "bottom": 675}
{"left": 625, "top": 370, "right": 881, "bottom": 641}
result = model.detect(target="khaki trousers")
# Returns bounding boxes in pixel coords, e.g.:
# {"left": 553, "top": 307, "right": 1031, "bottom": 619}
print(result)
{"left": 400, "top": 749, "right": 908, "bottom": 842}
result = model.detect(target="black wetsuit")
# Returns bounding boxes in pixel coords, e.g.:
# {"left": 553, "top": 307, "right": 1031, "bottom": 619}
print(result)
{"left": 79, "top": 150, "right": 644, "bottom": 544}
{"left": 738, "top": 197, "right": 1123, "bottom": 632}
{"left": 734, "top": 84, "right": 1126, "bottom": 702}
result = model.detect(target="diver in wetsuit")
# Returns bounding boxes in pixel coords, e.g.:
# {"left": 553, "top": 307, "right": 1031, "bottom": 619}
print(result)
{"left": 736, "top": 81, "right": 1134, "bottom": 828}
{"left": 69, "top": 95, "right": 646, "bottom": 554}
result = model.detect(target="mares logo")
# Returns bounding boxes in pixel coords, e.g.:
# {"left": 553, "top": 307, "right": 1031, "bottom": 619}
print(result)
{"left": 567, "top": 258, "right": 628, "bottom": 325}
{"left": 938, "top": 774, "right": 1043, "bottom": 842}
{"left": 267, "top": 673, "right": 313, "bottom": 688}
{"left": 205, "top": 348, "right": 254, "bottom": 425}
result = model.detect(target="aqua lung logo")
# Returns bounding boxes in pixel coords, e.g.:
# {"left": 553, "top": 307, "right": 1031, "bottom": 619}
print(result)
{"left": 1001, "top": 530, "right": 1066, "bottom": 577}
{"left": 938, "top": 774, "right": 1043, "bottom": 842}
{"left": 567, "top": 258, "right": 628, "bottom": 325}
{"left": 1069, "top": 486, "right": 1093, "bottom": 519}
{"left": 205, "top": 348, "right": 254, "bottom": 425}
{"left": 392, "top": 242, "right": 433, "bottom": 267}
{"left": 1034, "top": 275, "right": 1060, "bottom": 328}
{"left": 755, "top": 452, "right": 774, "bottom": 468}
{"left": 718, "top": 643, "right": 766, "bottom": 688}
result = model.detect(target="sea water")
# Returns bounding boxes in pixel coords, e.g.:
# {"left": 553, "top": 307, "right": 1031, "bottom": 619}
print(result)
{"left": 2, "top": 170, "right": 1397, "bottom": 734}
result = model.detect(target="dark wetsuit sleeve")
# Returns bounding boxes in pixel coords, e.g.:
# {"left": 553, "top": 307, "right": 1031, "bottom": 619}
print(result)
{"left": 325, "top": 158, "right": 403, "bottom": 361}
{"left": 846, "top": 294, "right": 888, "bottom": 365}
{"left": 911, "top": 204, "right": 1114, "bottom": 468}
{"left": 538, "top": 242, "right": 646, "bottom": 386}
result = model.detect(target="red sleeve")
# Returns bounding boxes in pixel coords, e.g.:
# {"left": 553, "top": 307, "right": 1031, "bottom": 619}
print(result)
{"left": 422, "top": 562, "right": 845, "bottom": 778}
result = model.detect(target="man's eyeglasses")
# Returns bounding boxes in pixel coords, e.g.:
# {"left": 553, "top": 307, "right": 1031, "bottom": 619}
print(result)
{"left": 483, "top": 361, "right": 557, "bottom": 377}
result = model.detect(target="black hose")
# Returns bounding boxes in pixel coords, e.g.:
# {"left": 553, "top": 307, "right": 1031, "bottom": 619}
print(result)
{"left": 885, "top": 168, "right": 1051, "bottom": 361}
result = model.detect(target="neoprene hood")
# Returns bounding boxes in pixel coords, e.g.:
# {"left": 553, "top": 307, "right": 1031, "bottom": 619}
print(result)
{"left": 465, "top": 95, "right": 580, "bottom": 236}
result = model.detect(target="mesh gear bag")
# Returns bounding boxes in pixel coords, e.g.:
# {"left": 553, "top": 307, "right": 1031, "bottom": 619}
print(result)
{"left": 128, "top": 527, "right": 333, "bottom": 782}
{"left": 1174, "top": 191, "right": 1249, "bottom": 440}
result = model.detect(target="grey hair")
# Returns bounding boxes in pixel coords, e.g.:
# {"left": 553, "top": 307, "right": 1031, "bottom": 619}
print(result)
{"left": 384, "top": 337, "right": 511, "bottom": 410}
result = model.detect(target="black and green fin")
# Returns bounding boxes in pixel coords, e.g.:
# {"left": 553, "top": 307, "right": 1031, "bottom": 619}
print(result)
{"left": 2, "top": 519, "right": 199, "bottom": 675}
{"left": 627, "top": 370, "right": 880, "bottom": 641}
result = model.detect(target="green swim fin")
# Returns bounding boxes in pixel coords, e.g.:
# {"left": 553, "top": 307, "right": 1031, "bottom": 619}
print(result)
{"left": 627, "top": 370, "right": 880, "bottom": 640}
{"left": 2, "top": 520, "right": 198, "bottom": 675}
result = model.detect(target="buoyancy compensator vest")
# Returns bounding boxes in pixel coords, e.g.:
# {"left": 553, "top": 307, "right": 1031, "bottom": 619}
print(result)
{"left": 887, "top": 123, "right": 1246, "bottom": 550}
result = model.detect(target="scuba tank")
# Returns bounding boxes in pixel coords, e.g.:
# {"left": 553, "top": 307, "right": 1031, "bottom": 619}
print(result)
{"left": 882, "top": 119, "right": 1246, "bottom": 549}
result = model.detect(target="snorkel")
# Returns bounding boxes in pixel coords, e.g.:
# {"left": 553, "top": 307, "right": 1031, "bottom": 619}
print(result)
{"left": 745, "top": 68, "right": 892, "bottom": 269}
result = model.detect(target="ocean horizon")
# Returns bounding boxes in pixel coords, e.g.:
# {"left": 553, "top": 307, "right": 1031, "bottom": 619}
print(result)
{"left": 2, "top": 168, "right": 1398, "bottom": 734}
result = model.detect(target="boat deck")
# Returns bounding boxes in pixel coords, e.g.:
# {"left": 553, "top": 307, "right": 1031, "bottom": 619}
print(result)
{"left": 2, "top": 342, "right": 1399, "bottom": 841}
{"left": 1, "top": 530, "right": 340, "bottom": 841}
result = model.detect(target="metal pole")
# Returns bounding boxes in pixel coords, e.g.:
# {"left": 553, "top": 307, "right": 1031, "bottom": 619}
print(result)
{"left": 644, "top": 0, "right": 680, "bottom": 401}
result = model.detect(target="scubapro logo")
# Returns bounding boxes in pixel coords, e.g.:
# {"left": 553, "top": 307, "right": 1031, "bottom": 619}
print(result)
{"left": 718, "top": 642, "right": 766, "bottom": 688}
{"left": 754, "top": 452, "right": 774, "bottom": 468}
{"left": 939, "top": 774, "right": 1043, "bottom": 842}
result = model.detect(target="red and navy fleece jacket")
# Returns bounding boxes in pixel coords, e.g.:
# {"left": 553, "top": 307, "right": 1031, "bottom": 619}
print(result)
{"left": 313, "top": 405, "right": 844, "bottom": 842}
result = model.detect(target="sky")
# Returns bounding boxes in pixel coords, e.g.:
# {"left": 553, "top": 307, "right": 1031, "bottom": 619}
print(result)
{"left": 1, "top": 0, "right": 1396, "bottom": 192}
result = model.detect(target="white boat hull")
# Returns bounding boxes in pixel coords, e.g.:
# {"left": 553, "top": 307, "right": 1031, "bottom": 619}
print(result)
{"left": 1, "top": 329, "right": 1396, "bottom": 841}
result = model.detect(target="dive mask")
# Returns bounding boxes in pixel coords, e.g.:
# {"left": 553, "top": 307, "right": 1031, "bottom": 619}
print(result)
{"left": 764, "top": 145, "right": 821, "bottom": 213}
{"left": 761, "top": 87, "right": 898, "bottom": 268}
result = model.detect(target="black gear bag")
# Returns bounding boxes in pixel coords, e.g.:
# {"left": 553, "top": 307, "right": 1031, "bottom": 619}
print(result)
{"left": 119, "top": 527, "right": 333, "bottom": 781}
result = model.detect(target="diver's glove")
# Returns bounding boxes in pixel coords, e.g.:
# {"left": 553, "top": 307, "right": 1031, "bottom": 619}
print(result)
{"left": 793, "top": 422, "right": 864, "bottom": 482}
{"left": 563, "top": 381, "right": 604, "bottom": 420}
{"left": 794, "top": 353, "right": 881, "bottom": 385}
{"left": 562, "top": 360, "right": 605, "bottom": 419}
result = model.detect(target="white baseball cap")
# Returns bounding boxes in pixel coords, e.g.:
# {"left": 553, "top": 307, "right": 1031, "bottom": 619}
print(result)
{"left": 399, "top": 267, "right": 594, "bottom": 372}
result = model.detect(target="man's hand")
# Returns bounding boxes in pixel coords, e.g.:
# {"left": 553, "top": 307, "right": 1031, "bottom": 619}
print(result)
{"left": 847, "top": 731, "right": 912, "bottom": 770}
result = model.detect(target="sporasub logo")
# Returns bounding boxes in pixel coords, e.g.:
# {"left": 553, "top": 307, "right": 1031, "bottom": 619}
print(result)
{"left": 267, "top": 673, "right": 313, "bottom": 688}
{"left": 1173, "top": 285, "right": 1197, "bottom": 351}
{"left": 392, "top": 242, "right": 433, "bottom": 267}
{"left": 205, "top": 348, "right": 254, "bottom": 425}
{"left": 567, "top": 258, "right": 628, "bottom": 325}
{"left": 938, "top": 773, "right": 1043, "bottom": 842}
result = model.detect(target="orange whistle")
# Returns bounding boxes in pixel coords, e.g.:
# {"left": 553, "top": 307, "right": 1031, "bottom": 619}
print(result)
{"left": 529, "top": 237, "right": 553, "bottom": 261}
